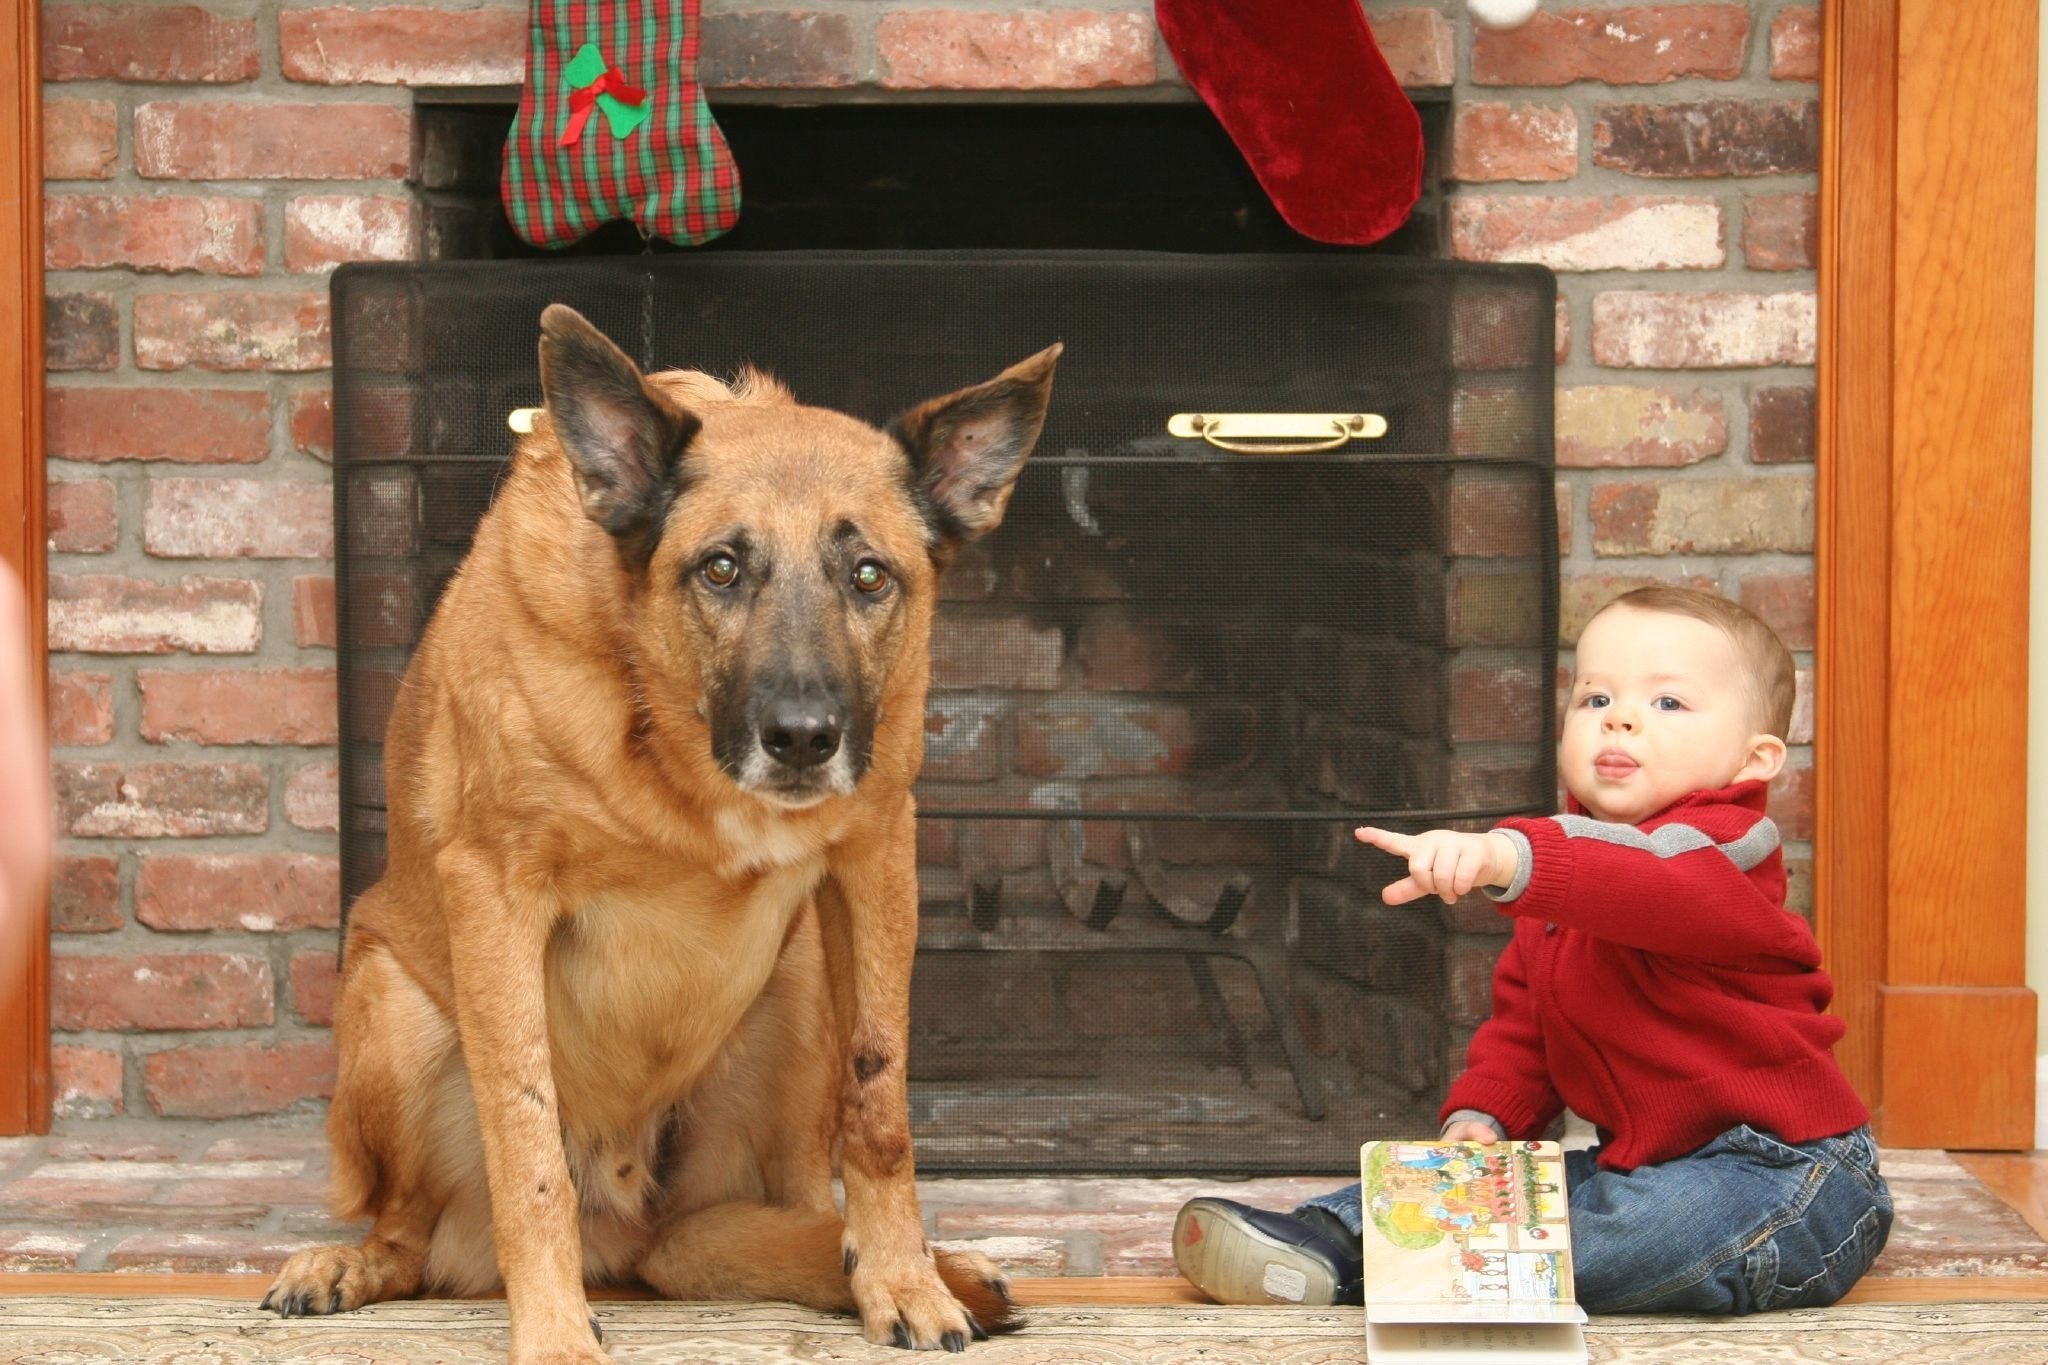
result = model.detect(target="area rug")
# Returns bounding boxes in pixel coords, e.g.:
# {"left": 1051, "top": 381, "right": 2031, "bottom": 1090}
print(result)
{"left": 0, "top": 1297, "right": 2045, "bottom": 1364}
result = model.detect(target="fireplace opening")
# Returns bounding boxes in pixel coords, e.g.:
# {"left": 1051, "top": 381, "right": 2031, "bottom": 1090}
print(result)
{"left": 341, "top": 98, "right": 1552, "bottom": 1175}
{"left": 417, "top": 99, "right": 1447, "bottom": 259}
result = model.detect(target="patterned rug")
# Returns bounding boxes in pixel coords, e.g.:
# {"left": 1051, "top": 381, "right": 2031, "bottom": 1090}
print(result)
{"left": 0, "top": 1297, "right": 2045, "bottom": 1364}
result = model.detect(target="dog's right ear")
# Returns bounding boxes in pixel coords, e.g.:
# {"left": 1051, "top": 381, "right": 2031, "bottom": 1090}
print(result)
{"left": 537, "top": 304, "right": 699, "bottom": 565}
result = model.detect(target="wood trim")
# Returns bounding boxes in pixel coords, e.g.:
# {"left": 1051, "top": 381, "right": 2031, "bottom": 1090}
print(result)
{"left": 0, "top": 0, "right": 46, "bottom": 1135}
{"left": 0, "top": 1272, "right": 2038, "bottom": 1307}
{"left": 1818, "top": 0, "right": 2039, "bottom": 1147}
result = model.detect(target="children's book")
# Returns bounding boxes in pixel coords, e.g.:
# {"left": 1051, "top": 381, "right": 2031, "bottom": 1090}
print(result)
{"left": 1357, "top": 1140, "right": 1588, "bottom": 1364}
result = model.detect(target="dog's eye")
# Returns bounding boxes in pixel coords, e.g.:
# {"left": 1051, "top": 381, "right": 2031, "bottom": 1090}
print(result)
{"left": 702, "top": 553, "right": 739, "bottom": 588}
{"left": 853, "top": 560, "right": 890, "bottom": 595}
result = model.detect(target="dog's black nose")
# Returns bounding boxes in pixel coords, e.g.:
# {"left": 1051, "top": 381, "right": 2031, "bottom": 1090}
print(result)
{"left": 760, "top": 698, "right": 842, "bottom": 769}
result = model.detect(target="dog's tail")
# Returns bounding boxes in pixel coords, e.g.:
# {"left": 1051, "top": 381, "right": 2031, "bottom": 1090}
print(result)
{"left": 637, "top": 1201, "right": 1021, "bottom": 1335}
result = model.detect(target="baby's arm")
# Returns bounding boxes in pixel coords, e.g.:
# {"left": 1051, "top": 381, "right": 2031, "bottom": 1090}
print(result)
{"left": 1355, "top": 826, "right": 1518, "bottom": 904}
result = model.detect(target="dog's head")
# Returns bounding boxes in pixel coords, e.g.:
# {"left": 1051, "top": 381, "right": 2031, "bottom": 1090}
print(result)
{"left": 535, "top": 304, "right": 1059, "bottom": 810}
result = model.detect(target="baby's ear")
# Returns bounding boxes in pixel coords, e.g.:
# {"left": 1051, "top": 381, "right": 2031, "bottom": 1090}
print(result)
{"left": 1737, "top": 733, "right": 1787, "bottom": 785}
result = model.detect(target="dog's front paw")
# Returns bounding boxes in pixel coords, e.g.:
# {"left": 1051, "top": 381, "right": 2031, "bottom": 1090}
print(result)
{"left": 263, "top": 1245, "right": 376, "bottom": 1317}
{"left": 851, "top": 1254, "right": 979, "bottom": 1352}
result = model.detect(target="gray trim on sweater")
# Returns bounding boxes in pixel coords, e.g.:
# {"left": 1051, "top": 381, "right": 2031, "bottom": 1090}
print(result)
{"left": 1485, "top": 812, "right": 1781, "bottom": 904}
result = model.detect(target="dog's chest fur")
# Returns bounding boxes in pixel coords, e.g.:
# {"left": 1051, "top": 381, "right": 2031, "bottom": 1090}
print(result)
{"left": 543, "top": 818, "right": 830, "bottom": 1113}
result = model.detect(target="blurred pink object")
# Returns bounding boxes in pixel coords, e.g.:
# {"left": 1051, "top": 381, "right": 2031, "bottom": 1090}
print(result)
{"left": 0, "top": 558, "right": 51, "bottom": 1003}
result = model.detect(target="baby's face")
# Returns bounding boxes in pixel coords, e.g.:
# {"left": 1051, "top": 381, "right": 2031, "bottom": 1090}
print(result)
{"left": 1559, "top": 606, "right": 1778, "bottom": 824}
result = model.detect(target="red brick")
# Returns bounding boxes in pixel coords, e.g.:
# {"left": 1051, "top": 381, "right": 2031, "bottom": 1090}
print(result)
{"left": 284, "top": 195, "right": 419, "bottom": 272}
{"left": 49, "top": 574, "right": 262, "bottom": 654}
{"left": 1742, "top": 192, "right": 1817, "bottom": 271}
{"left": 54, "top": 760, "right": 268, "bottom": 838}
{"left": 51, "top": 855, "right": 121, "bottom": 934}
{"left": 134, "top": 293, "right": 331, "bottom": 372}
{"left": 1367, "top": 8, "right": 1455, "bottom": 89}
{"left": 293, "top": 576, "right": 338, "bottom": 647}
{"left": 701, "top": 11, "right": 857, "bottom": 88}
{"left": 1772, "top": 6, "right": 1820, "bottom": 81}
{"left": 106, "top": 1227, "right": 327, "bottom": 1270}
{"left": 930, "top": 617, "right": 1062, "bottom": 689}
{"left": 47, "top": 387, "right": 271, "bottom": 464}
{"left": 1446, "top": 935, "right": 1506, "bottom": 1026}
{"left": 1451, "top": 196, "right": 1722, "bottom": 271}
{"left": 143, "top": 1040, "right": 336, "bottom": 1119}
{"left": 1447, "top": 473, "right": 1548, "bottom": 557}
{"left": 290, "top": 950, "right": 340, "bottom": 1026}
{"left": 1557, "top": 481, "right": 1573, "bottom": 556}
{"left": 1450, "top": 102, "right": 1577, "bottom": 182}
{"left": 143, "top": 479, "right": 333, "bottom": 559}
{"left": 1555, "top": 385, "right": 1728, "bottom": 467}
{"left": 139, "top": 667, "right": 337, "bottom": 745}
{"left": 285, "top": 761, "right": 339, "bottom": 832}
{"left": 1737, "top": 573, "right": 1815, "bottom": 650}
{"left": 48, "top": 670, "right": 113, "bottom": 746}
{"left": 1749, "top": 386, "right": 1815, "bottom": 465}
{"left": 1557, "top": 296, "right": 1571, "bottom": 364}
{"left": 45, "top": 293, "right": 119, "bottom": 372}
{"left": 134, "top": 102, "right": 412, "bottom": 180}
{"left": 43, "top": 6, "right": 258, "bottom": 83}
{"left": 47, "top": 479, "right": 117, "bottom": 553}
{"left": 51, "top": 1046, "right": 123, "bottom": 1120}
{"left": 45, "top": 195, "right": 263, "bottom": 276}
{"left": 1789, "top": 667, "right": 1813, "bottom": 746}
{"left": 1450, "top": 662, "right": 1546, "bottom": 743}
{"left": 43, "top": 99, "right": 117, "bottom": 180}
{"left": 1450, "top": 285, "right": 1556, "bottom": 371}
{"left": 879, "top": 11, "right": 1154, "bottom": 90}
{"left": 1594, "top": 100, "right": 1820, "bottom": 178}
{"left": 1592, "top": 291, "right": 1816, "bottom": 369}
{"left": 922, "top": 696, "right": 1006, "bottom": 782}
{"left": 1472, "top": 5, "right": 1749, "bottom": 86}
{"left": 280, "top": 6, "right": 524, "bottom": 84}
{"left": 52, "top": 952, "right": 272, "bottom": 1031}
{"left": 290, "top": 389, "right": 333, "bottom": 460}
{"left": 1590, "top": 478, "right": 1814, "bottom": 556}
{"left": 1770, "top": 760, "right": 1814, "bottom": 841}
{"left": 137, "top": 852, "right": 341, "bottom": 932}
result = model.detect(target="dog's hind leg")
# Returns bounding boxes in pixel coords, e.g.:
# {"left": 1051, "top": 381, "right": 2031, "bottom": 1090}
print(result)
{"left": 637, "top": 1202, "right": 1013, "bottom": 1338}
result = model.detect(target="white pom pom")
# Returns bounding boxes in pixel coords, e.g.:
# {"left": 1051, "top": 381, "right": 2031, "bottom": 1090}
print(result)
{"left": 1469, "top": 0, "right": 1541, "bottom": 30}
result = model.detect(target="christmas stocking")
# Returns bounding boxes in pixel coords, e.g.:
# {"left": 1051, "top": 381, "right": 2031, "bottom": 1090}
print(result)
{"left": 501, "top": 0, "right": 740, "bottom": 248}
{"left": 1155, "top": 0, "right": 1421, "bottom": 246}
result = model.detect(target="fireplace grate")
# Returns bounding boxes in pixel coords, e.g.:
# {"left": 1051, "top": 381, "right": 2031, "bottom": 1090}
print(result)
{"left": 332, "top": 252, "right": 1558, "bottom": 1173}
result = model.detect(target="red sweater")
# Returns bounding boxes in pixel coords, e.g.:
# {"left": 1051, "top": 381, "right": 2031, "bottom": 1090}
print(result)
{"left": 1440, "top": 780, "right": 1869, "bottom": 1171}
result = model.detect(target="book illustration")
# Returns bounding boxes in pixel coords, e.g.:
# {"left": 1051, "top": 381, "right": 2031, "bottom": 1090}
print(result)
{"left": 1361, "top": 1140, "right": 1576, "bottom": 1314}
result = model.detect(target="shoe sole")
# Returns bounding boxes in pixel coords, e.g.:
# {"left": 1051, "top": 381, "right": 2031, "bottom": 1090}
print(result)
{"left": 1172, "top": 1198, "right": 1343, "bottom": 1306}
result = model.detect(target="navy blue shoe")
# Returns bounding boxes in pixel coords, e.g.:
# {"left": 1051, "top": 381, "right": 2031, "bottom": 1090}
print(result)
{"left": 1172, "top": 1198, "right": 1363, "bottom": 1306}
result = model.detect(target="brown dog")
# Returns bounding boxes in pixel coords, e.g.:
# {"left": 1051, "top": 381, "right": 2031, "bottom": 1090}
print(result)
{"left": 263, "top": 304, "right": 1059, "bottom": 1362}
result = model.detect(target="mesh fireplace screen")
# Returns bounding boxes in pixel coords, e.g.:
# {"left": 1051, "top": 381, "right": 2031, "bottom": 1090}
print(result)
{"left": 332, "top": 253, "right": 1558, "bottom": 1174}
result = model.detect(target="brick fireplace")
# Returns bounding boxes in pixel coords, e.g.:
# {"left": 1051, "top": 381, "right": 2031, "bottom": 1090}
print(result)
{"left": 42, "top": 1, "right": 1820, "bottom": 1136}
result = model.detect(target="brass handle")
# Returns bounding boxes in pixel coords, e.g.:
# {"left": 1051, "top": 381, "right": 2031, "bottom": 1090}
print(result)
{"left": 1167, "top": 411, "right": 1387, "bottom": 455}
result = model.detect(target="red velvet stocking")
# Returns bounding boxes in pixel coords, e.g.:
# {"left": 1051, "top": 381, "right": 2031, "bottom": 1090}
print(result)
{"left": 1156, "top": 0, "right": 1422, "bottom": 245}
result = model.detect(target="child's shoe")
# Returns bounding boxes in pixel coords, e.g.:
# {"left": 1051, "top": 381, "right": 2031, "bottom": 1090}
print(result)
{"left": 1172, "top": 1197, "right": 1363, "bottom": 1306}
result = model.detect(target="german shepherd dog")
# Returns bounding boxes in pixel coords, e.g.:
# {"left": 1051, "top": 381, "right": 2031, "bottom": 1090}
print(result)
{"left": 263, "top": 305, "right": 1059, "bottom": 1361}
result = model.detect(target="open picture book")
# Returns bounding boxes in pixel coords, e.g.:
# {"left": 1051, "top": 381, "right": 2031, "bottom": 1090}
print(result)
{"left": 1357, "top": 1140, "right": 1588, "bottom": 1364}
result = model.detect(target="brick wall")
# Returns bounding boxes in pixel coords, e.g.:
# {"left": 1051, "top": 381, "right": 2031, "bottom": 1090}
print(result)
{"left": 41, "top": 1, "right": 1817, "bottom": 1124}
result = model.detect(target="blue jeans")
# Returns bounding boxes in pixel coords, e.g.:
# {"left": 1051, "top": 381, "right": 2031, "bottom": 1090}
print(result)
{"left": 1299, "top": 1124, "right": 1891, "bottom": 1314}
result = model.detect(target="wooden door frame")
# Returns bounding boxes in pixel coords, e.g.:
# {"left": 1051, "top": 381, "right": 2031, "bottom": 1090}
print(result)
{"left": 1817, "top": 0, "right": 2038, "bottom": 1150}
{"left": 0, "top": 0, "right": 45, "bottom": 1136}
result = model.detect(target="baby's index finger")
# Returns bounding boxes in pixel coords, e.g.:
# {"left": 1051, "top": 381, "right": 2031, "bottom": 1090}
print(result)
{"left": 1355, "top": 826, "right": 1411, "bottom": 854}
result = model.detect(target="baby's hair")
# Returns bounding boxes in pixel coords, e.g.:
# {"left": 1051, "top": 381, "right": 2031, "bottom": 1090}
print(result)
{"left": 1590, "top": 586, "right": 1796, "bottom": 739}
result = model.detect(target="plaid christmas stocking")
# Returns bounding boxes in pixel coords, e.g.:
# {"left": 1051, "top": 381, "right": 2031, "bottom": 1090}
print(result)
{"left": 1155, "top": 0, "right": 1421, "bottom": 245}
{"left": 501, "top": 0, "right": 740, "bottom": 248}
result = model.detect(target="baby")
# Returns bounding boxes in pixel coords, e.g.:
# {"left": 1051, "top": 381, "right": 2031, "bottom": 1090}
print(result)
{"left": 1174, "top": 586, "right": 1891, "bottom": 1314}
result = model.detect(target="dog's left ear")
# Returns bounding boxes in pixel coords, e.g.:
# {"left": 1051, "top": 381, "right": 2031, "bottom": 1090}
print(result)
{"left": 890, "top": 344, "right": 1061, "bottom": 544}
{"left": 538, "top": 303, "right": 700, "bottom": 566}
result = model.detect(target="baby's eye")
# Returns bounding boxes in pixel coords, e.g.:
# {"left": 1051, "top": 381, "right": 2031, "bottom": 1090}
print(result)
{"left": 1580, "top": 694, "right": 1609, "bottom": 709}
{"left": 1653, "top": 696, "right": 1685, "bottom": 712}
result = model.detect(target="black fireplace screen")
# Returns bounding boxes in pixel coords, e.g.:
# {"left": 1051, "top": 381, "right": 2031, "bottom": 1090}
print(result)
{"left": 332, "top": 253, "right": 1558, "bottom": 1173}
